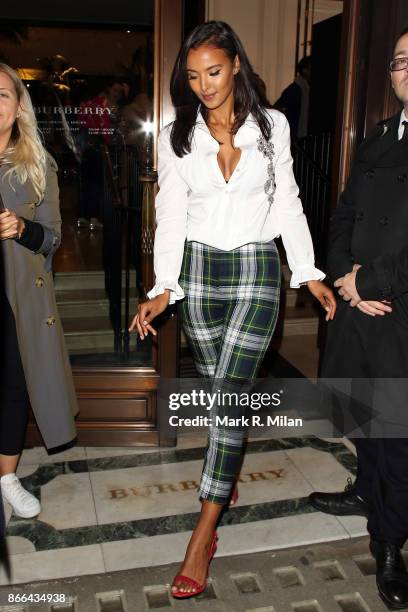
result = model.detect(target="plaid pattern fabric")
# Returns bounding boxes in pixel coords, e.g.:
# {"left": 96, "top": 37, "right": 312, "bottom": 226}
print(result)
{"left": 179, "top": 240, "right": 281, "bottom": 504}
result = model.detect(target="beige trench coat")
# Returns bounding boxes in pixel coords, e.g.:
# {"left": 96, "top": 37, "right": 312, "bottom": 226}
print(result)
{"left": 0, "top": 156, "right": 78, "bottom": 449}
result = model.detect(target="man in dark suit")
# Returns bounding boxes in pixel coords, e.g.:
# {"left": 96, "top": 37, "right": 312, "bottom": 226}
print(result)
{"left": 274, "top": 56, "right": 311, "bottom": 141}
{"left": 309, "top": 27, "right": 408, "bottom": 610}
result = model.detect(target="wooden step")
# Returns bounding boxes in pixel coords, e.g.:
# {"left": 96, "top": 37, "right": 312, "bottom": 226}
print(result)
{"left": 281, "top": 314, "right": 319, "bottom": 336}
{"left": 54, "top": 270, "right": 137, "bottom": 291}
{"left": 279, "top": 301, "right": 320, "bottom": 336}
{"left": 56, "top": 287, "right": 138, "bottom": 318}
{"left": 61, "top": 316, "right": 138, "bottom": 353}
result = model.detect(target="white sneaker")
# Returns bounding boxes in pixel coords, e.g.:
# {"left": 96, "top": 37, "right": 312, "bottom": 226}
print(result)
{"left": 1, "top": 474, "right": 41, "bottom": 519}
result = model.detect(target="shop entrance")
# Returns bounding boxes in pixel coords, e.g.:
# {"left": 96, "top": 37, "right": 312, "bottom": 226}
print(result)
{"left": 0, "top": 0, "right": 182, "bottom": 446}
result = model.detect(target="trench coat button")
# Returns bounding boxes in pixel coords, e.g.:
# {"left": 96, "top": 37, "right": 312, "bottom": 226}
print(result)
{"left": 29, "top": 203, "right": 36, "bottom": 210}
{"left": 398, "top": 173, "right": 407, "bottom": 182}
{"left": 46, "top": 316, "right": 56, "bottom": 326}
{"left": 356, "top": 210, "right": 364, "bottom": 221}
{"left": 365, "top": 169, "right": 375, "bottom": 179}
{"left": 379, "top": 216, "right": 389, "bottom": 226}
{"left": 35, "top": 277, "right": 44, "bottom": 288}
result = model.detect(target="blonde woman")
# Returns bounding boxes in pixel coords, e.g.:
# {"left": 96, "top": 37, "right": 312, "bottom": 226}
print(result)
{"left": 0, "top": 64, "right": 78, "bottom": 518}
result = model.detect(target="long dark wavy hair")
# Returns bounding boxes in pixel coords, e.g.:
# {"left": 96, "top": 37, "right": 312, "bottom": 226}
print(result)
{"left": 170, "top": 21, "right": 272, "bottom": 157}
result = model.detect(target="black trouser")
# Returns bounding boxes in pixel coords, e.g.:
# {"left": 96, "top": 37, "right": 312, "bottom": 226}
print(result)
{"left": 322, "top": 301, "right": 408, "bottom": 546}
{"left": 354, "top": 438, "right": 408, "bottom": 546}
{"left": 0, "top": 293, "right": 30, "bottom": 456}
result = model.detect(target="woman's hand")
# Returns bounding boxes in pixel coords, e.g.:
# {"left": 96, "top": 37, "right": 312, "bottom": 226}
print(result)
{"left": 0, "top": 210, "right": 25, "bottom": 240}
{"left": 306, "top": 280, "right": 337, "bottom": 321}
{"left": 129, "top": 291, "right": 170, "bottom": 340}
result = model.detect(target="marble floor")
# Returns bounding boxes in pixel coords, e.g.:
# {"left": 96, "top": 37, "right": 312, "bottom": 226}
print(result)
{"left": 0, "top": 433, "right": 366, "bottom": 586}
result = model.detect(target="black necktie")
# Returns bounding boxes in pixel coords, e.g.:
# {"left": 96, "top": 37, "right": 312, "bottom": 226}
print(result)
{"left": 402, "top": 120, "right": 408, "bottom": 140}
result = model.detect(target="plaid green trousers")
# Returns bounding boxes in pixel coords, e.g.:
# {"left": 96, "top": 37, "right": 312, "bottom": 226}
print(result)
{"left": 179, "top": 240, "right": 281, "bottom": 504}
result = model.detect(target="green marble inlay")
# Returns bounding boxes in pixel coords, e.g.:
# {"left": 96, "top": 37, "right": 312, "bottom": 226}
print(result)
{"left": 6, "top": 497, "right": 315, "bottom": 551}
{"left": 6, "top": 438, "right": 357, "bottom": 552}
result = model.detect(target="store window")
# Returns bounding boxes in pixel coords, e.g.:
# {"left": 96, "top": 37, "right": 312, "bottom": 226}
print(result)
{"left": 1, "top": 16, "right": 154, "bottom": 366}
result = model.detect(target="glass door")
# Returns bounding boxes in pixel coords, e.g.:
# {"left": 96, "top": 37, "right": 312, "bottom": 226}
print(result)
{"left": 1, "top": 16, "right": 155, "bottom": 368}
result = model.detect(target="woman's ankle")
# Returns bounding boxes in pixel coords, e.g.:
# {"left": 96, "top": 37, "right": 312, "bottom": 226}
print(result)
{"left": 191, "top": 524, "right": 216, "bottom": 543}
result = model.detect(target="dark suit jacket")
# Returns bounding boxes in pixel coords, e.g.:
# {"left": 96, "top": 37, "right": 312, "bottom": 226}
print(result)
{"left": 327, "top": 112, "right": 408, "bottom": 304}
{"left": 322, "top": 111, "right": 408, "bottom": 383}
{"left": 274, "top": 82, "right": 302, "bottom": 141}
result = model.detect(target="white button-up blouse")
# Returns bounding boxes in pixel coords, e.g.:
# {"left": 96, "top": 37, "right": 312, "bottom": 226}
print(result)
{"left": 147, "top": 108, "right": 324, "bottom": 303}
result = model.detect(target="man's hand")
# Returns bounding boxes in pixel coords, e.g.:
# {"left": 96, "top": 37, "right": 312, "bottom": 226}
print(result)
{"left": 334, "top": 264, "right": 362, "bottom": 306}
{"left": 306, "top": 280, "right": 337, "bottom": 321}
{"left": 335, "top": 264, "right": 393, "bottom": 315}
{"left": 0, "top": 210, "right": 25, "bottom": 240}
{"left": 357, "top": 300, "right": 392, "bottom": 317}
{"left": 129, "top": 291, "right": 170, "bottom": 340}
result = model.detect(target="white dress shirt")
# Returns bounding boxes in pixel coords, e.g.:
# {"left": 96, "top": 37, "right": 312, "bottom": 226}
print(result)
{"left": 147, "top": 108, "right": 324, "bottom": 303}
{"left": 398, "top": 110, "right": 408, "bottom": 139}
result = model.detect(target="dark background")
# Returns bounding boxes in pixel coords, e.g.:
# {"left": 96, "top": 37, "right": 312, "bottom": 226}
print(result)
{"left": 0, "top": 0, "right": 154, "bottom": 26}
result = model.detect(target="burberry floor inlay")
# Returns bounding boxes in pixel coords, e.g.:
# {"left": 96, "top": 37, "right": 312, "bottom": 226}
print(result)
{"left": 10, "top": 437, "right": 355, "bottom": 511}
{"left": 4, "top": 438, "right": 357, "bottom": 560}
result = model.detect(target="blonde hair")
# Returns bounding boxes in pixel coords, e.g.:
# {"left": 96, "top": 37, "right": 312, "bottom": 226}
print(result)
{"left": 0, "top": 63, "right": 47, "bottom": 202}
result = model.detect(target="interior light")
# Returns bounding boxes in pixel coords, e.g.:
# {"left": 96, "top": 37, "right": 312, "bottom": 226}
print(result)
{"left": 142, "top": 120, "right": 154, "bottom": 134}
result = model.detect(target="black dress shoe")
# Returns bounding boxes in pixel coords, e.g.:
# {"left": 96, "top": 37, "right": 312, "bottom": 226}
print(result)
{"left": 370, "top": 539, "right": 408, "bottom": 610}
{"left": 308, "top": 478, "right": 371, "bottom": 518}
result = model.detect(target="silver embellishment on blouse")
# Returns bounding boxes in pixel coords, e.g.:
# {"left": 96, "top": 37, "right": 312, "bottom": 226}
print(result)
{"left": 257, "top": 134, "right": 276, "bottom": 213}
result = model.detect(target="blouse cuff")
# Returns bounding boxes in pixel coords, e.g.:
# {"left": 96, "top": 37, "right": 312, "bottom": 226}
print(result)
{"left": 289, "top": 265, "right": 326, "bottom": 288}
{"left": 147, "top": 281, "right": 185, "bottom": 305}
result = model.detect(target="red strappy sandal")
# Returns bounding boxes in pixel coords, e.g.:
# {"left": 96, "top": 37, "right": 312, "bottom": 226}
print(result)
{"left": 171, "top": 532, "right": 219, "bottom": 599}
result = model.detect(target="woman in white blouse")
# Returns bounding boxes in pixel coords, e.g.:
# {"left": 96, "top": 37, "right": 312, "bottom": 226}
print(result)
{"left": 130, "top": 21, "right": 336, "bottom": 599}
